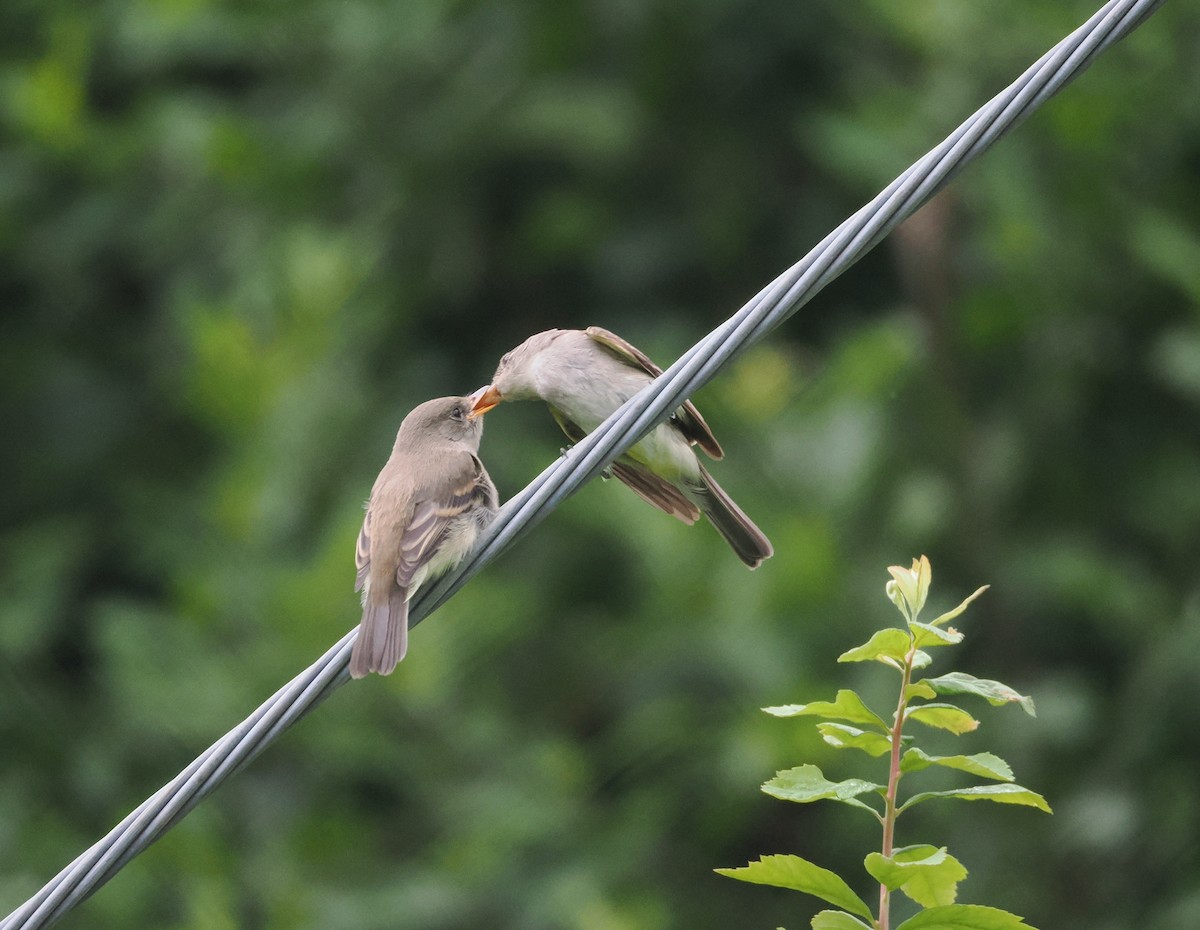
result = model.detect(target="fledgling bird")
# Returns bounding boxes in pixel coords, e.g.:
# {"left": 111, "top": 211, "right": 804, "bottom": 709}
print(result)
{"left": 471, "top": 327, "right": 772, "bottom": 568}
{"left": 350, "top": 392, "right": 498, "bottom": 679}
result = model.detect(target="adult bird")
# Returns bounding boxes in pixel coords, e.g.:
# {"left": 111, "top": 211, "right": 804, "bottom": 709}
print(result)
{"left": 351, "top": 392, "right": 498, "bottom": 678}
{"left": 470, "top": 327, "right": 772, "bottom": 568}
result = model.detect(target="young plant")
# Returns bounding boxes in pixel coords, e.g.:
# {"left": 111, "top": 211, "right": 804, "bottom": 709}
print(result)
{"left": 717, "top": 556, "right": 1049, "bottom": 930}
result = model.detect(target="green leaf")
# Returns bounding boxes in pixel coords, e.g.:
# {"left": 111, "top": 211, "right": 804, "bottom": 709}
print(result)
{"left": 865, "top": 845, "right": 938, "bottom": 889}
{"left": 894, "top": 903, "right": 1035, "bottom": 930}
{"left": 904, "top": 703, "right": 979, "bottom": 734}
{"left": 927, "top": 585, "right": 990, "bottom": 627}
{"left": 763, "top": 765, "right": 883, "bottom": 814}
{"left": 909, "top": 622, "right": 964, "bottom": 649}
{"left": 900, "top": 748, "right": 1013, "bottom": 781}
{"left": 812, "top": 912, "right": 877, "bottom": 930}
{"left": 886, "top": 556, "right": 931, "bottom": 621}
{"left": 714, "top": 854, "right": 874, "bottom": 920}
{"left": 911, "top": 650, "right": 933, "bottom": 670}
{"left": 764, "top": 690, "right": 889, "bottom": 730}
{"left": 864, "top": 845, "right": 967, "bottom": 907}
{"left": 905, "top": 680, "right": 937, "bottom": 701}
{"left": 817, "top": 723, "right": 892, "bottom": 757}
{"left": 900, "top": 783, "right": 1052, "bottom": 814}
{"left": 838, "top": 628, "right": 911, "bottom": 667}
{"left": 922, "top": 672, "right": 1036, "bottom": 717}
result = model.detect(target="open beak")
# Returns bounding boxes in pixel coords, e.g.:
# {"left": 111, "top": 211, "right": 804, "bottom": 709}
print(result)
{"left": 467, "top": 384, "right": 503, "bottom": 419}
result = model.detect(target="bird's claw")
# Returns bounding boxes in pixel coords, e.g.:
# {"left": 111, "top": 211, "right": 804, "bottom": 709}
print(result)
{"left": 559, "top": 443, "right": 610, "bottom": 478}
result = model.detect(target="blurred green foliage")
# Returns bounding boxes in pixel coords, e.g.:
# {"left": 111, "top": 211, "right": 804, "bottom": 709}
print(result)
{"left": 1, "top": 1, "right": 1198, "bottom": 929}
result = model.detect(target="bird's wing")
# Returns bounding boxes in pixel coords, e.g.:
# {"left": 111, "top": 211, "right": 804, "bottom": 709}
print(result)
{"left": 354, "top": 507, "right": 372, "bottom": 593}
{"left": 467, "top": 452, "right": 500, "bottom": 512}
{"left": 584, "top": 325, "right": 724, "bottom": 460}
{"left": 550, "top": 403, "right": 700, "bottom": 525}
{"left": 395, "top": 453, "right": 493, "bottom": 588}
{"left": 608, "top": 461, "right": 700, "bottom": 524}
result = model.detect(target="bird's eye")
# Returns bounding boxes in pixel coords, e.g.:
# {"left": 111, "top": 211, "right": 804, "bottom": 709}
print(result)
{"left": 500, "top": 351, "right": 512, "bottom": 368}
{"left": 451, "top": 405, "right": 466, "bottom": 421}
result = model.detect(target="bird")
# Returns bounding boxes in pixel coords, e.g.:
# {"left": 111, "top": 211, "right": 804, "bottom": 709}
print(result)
{"left": 470, "top": 326, "right": 772, "bottom": 568}
{"left": 350, "top": 392, "right": 499, "bottom": 678}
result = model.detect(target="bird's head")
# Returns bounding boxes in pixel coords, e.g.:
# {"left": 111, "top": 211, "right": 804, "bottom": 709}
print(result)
{"left": 399, "top": 394, "right": 486, "bottom": 448}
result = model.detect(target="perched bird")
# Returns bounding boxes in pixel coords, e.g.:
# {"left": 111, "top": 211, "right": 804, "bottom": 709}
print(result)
{"left": 350, "top": 392, "right": 498, "bottom": 678}
{"left": 471, "top": 327, "right": 772, "bottom": 568}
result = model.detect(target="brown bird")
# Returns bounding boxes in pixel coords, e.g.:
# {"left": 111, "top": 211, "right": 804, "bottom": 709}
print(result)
{"left": 471, "top": 327, "right": 772, "bottom": 568}
{"left": 350, "top": 393, "right": 498, "bottom": 678}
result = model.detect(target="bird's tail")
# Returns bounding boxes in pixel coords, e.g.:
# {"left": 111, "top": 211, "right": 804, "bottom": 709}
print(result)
{"left": 694, "top": 464, "right": 774, "bottom": 569}
{"left": 350, "top": 587, "right": 409, "bottom": 678}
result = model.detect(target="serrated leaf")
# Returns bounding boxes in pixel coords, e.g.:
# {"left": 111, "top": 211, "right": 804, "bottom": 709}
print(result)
{"left": 900, "top": 748, "right": 1013, "bottom": 782}
{"left": 714, "top": 854, "right": 874, "bottom": 920}
{"left": 812, "top": 912, "right": 876, "bottom": 930}
{"left": 894, "top": 903, "right": 1035, "bottom": 930}
{"left": 909, "top": 622, "right": 964, "bottom": 649}
{"left": 927, "top": 585, "right": 990, "bottom": 627}
{"left": 864, "top": 844, "right": 941, "bottom": 889}
{"left": 905, "top": 680, "right": 937, "bottom": 701}
{"left": 764, "top": 690, "right": 889, "bottom": 730}
{"left": 900, "top": 783, "right": 1052, "bottom": 814}
{"left": 898, "top": 859, "right": 967, "bottom": 909}
{"left": 838, "top": 628, "right": 912, "bottom": 666}
{"left": 905, "top": 703, "right": 979, "bottom": 734}
{"left": 922, "top": 672, "right": 1036, "bottom": 717}
{"left": 818, "top": 723, "right": 893, "bottom": 757}
{"left": 864, "top": 845, "right": 967, "bottom": 908}
{"left": 763, "top": 765, "right": 883, "bottom": 814}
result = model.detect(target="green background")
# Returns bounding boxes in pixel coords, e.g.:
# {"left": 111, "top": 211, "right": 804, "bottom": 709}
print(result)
{"left": 2, "top": 1, "right": 1198, "bottom": 928}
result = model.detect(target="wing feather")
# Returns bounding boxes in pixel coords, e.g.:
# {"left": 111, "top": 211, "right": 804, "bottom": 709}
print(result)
{"left": 609, "top": 461, "right": 700, "bottom": 524}
{"left": 585, "top": 325, "right": 724, "bottom": 459}
{"left": 354, "top": 506, "right": 371, "bottom": 593}
{"left": 551, "top": 404, "right": 699, "bottom": 524}
{"left": 395, "top": 453, "right": 495, "bottom": 588}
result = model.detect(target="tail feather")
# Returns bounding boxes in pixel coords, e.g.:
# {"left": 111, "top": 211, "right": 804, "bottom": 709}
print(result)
{"left": 693, "top": 464, "right": 774, "bottom": 569}
{"left": 350, "top": 587, "right": 409, "bottom": 678}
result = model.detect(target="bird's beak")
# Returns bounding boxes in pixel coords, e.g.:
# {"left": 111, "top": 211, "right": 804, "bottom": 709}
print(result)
{"left": 467, "top": 384, "right": 503, "bottom": 419}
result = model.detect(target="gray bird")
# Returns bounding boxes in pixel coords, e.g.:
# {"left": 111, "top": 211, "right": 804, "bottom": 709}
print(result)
{"left": 350, "top": 392, "right": 498, "bottom": 678}
{"left": 471, "top": 327, "right": 772, "bottom": 568}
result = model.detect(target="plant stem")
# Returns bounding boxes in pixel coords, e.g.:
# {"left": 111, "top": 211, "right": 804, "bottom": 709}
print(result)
{"left": 878, "top": 646, "right": 916, "bottom": 930}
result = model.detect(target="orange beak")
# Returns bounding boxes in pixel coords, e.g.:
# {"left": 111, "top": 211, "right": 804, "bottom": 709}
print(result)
{"left": 467, "top": 384, "right": 503, "bottom": 419}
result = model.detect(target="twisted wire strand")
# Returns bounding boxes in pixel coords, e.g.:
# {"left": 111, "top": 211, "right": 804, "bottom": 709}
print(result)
{"left": 2, "top": 1, "right": 1164, "bottom": 926}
